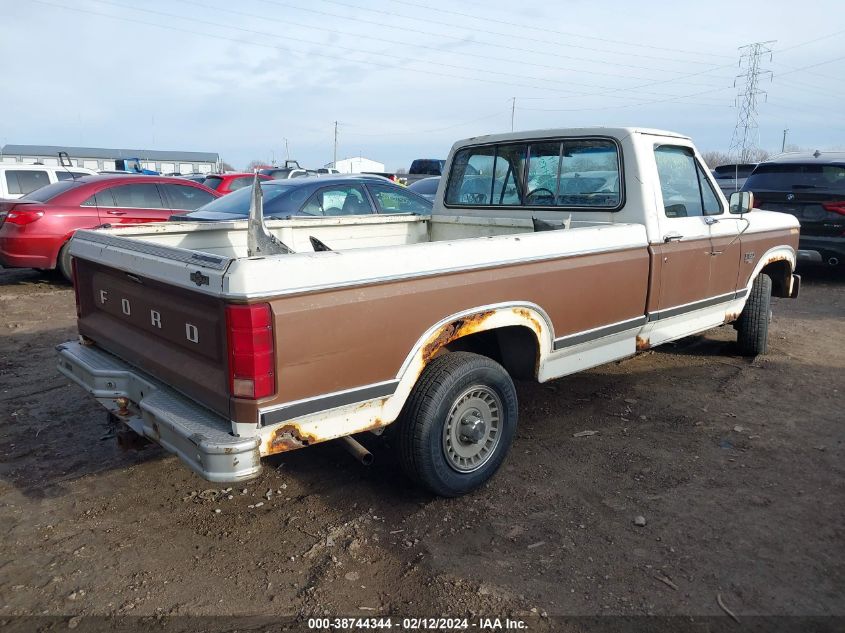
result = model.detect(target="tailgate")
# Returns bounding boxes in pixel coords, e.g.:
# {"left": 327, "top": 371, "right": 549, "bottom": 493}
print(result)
{"left": 75, "top": 258, "right": 230, "bottom": 417}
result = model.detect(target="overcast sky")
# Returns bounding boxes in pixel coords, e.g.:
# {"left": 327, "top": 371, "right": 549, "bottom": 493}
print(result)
{"left": 1, "top": 0, "right": 843, "bottom": 170}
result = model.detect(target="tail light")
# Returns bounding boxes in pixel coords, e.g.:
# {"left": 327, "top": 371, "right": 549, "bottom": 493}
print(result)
{"left": 226, "top": 303, "right": 275, "bottom": 399}
{"left": 71, "top": 257, "right": 81, "bottom": 317}
{"left": 5, "top": 209, "right": 44, "bottom": 225}
{"left": 822, "top": 201, "right": 845, "bottom": 216}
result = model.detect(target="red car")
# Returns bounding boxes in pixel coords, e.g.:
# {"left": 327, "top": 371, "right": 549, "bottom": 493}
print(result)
{"left": 202, "top": 172, "right": 272, "bottom": 194}
{"left": 0, "top": 175, "right": 220, "bottom": 280}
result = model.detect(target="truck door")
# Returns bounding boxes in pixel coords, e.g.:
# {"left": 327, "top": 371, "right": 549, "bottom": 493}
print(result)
{"left": 650, "top": 145, "right": 741, "bottom": 320}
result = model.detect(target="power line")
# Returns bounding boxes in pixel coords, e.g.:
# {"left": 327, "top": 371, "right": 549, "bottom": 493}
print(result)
{"left": 30, "top": 0, "right": 657, "bottom": 98}
{"left": 314, "top": 0, "right": 731, "bottom": 66}
{"left": 59, "top": 0, "right": 737, "bottom": 105}
{"left": 340, "top": 108, "right": 510, "bottom": 137}
{"left": 516, "top": 86, "right": 733, "bottom": 113}
{"left": 172, "top": 0, "right": 728, "bottom": 94}
{"left": 253, "top": 0, "right": 733, "bottom": 76}
{"left": 729, "top": 41, "right": 775, "bottom": 163}
{"left": 775, "top": 54, "right": 845, "bottom": 76}
{"left": 388, "top": 0, "right": 735, "bottom": 60}
{"left": 775, "top": 28, "right": 845, "bottom": 53}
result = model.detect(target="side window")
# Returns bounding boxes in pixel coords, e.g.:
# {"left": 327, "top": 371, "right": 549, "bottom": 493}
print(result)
{"left": 525, "top": 142, "right": 561, "bottom": 205}
{"left": 56, "top": 171, "right": 89, "bottom": 181}
{"left": 81, "top": 189, "right": 115, "bottom": 207}
{"left": 492, "top": 144, "right": 526, "bottom": 206}
{"left": 654, "top": 146, "right": 704, "bottom": 217}
{"left": 109, "top": 184, "right": 165, "bottom": 208}
{"left": 367, "top": 183, "right": 431, "bottom": 214}
{"left": 445, "top": 147, "right": 495, "bottom": 205}
{"left": 557, "top": 140, "right": 620, "bottom": 208}
{"left": 161, "top": 184, "right": 216, "bottom": 210}
{"left": 4, "top": 170, "right": 51, "bottom": 195}
{"left": 228, "top": 177, "right": 253, "bottom": 191}
{"left": 300, "top": 185, "right": 371, "bottom": 216}
{"left": 654, "top": 146, "right": 723, "bottom": 217}
{"left": 696, "top": 163, "right": 722, "bottom": 215}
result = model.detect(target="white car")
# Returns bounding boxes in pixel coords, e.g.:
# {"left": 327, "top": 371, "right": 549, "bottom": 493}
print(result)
{"left": 0, "top": 164, "right": 96, "bottom": 199}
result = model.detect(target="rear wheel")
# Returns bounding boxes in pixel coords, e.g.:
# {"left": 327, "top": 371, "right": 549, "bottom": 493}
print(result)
{"left": 396, "top": 352, "right": 518, "bottom": 497}
{"left": 57, "top": 242, "right": 73, "bottom": 283}
{"left": 737, "top": 273, "right": 772, "bottom": 356}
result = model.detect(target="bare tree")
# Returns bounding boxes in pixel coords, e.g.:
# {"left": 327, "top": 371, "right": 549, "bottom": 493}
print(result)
{"left": 700, "top": 150, "right": 732, "bottom": 168}
{"left": 245, "top": 159, "right": 268, "bottom": 171}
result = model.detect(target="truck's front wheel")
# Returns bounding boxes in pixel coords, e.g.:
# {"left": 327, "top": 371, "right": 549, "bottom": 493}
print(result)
{"left": 737, "top": 273, "right": 773, "bottom": 356}
{"left": 396, "top": 352, "right": 518, "bottom": 497}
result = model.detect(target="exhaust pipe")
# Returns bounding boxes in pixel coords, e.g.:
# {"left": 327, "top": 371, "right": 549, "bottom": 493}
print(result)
{"left": 339, "top": 435, "right": 374, "bottom": 466}
{"left": 829, "top": 257, "right": 839, "bottom": 266}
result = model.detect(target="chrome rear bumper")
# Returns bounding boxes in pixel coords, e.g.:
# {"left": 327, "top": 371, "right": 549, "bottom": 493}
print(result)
{"left": 56, "top": 340, "right": 261, "bottom": 482}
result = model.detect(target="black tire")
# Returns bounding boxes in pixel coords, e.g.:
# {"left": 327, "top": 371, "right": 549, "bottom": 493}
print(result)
{"left": 57, "top": 242, "right": 74, "bottom": 283}
{"left": 737, "top": 273, "right": 772, "bottom": 356}
{"left": 396, "top": 351, "right": 518, "bottom": 497}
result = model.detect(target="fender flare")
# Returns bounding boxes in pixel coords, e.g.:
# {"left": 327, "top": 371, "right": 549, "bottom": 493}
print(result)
{"left": 743, "top": 244, "right": 796, "bottom": 296}
{"left": 379, "top": 302, "right": 554, "bottom": 423}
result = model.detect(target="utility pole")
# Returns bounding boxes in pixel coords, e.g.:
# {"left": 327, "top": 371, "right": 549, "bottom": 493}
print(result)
{"left": 333, "top": 121, "right": 338, "bottom": 168}
{"left": 510, "top": 97, "right": 516, "bottom": 132}
{"left": 729, "top": 41, "right": 775, "bottom": 163}
{"left": 284, "top": 137, "right": 290, "bottom": 161}
{"left": 781, "top": 128, "right": 789, "bottom": 152}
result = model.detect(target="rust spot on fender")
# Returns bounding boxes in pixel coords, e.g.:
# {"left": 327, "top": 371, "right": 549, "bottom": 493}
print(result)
{"left": 636, "top": 336, "right": 650, "bottom": 351}
{"left": 724, "top": 311, "right": 741, "bottom": 324}
{"left": 512, "top": 307, "right": 543, "bottom": 335}
{"left": 421, "top": 310, "right": 496, "bottom": 363}
{"left": 267, "top": 424, "right": 319, "bottom": 455}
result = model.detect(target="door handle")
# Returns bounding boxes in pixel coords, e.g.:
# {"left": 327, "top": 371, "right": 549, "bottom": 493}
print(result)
{"left": 106, "top": 210, "right": 126, "bottom": 216}
{"left": 704, "top": 216, "right": 720, "bottom": 225}
{"left": 663, "top": 232, "right": 683, "bottom": 242}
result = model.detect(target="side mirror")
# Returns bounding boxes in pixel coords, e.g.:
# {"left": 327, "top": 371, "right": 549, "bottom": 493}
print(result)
{"left": 729, "top": 191, "right": 754, "bottom": 214}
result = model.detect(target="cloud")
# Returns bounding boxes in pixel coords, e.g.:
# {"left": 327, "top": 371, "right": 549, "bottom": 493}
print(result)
{"left": 1, "top": 0, "right": 842, "bottom": 170}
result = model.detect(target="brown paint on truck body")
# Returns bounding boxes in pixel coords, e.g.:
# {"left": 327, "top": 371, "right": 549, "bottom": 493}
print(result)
{"left": 243, "top": 246, "right": 649, "bottom": 426}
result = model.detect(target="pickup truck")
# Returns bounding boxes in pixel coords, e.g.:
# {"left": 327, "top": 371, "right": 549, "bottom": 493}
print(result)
{"left": 56, "top": 127, "right": 800, "bottom": 497}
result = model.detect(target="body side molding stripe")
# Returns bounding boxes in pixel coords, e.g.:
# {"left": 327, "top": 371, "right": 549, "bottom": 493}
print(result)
{"left": 553, "top": 316, "right": 647, "bottom": 350}
{"left": 648, "top": 289, "right": 748, "bottom": 322}
{"left": 260, "top": 380, "right": 399, "bottom": 427}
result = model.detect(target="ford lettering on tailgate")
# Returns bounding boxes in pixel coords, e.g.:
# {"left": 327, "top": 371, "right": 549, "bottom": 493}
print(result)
{"left": 90, "top": 271, "right": 221, "bottom": 361}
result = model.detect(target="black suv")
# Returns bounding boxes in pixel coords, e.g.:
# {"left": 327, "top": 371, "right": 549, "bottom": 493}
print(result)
{"left": 742, "top": 151, "right": 845, "bottom": 266}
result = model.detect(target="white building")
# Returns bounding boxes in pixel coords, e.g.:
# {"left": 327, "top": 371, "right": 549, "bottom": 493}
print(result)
{"left": 0, "top": 144, "right": 219, "bottom": 175}
{"left": 330, "top": 156, "right": 385, "bottom": 174}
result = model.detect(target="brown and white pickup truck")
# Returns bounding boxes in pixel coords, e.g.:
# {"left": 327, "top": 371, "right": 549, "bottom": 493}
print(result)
{"left": 57, "top": 127, "right": 800, "bottom": 496}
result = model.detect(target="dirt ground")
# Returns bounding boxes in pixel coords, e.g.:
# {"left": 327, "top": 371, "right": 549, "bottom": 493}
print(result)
{"left": 1, "top": 265, "right": 843, "bottom": 630}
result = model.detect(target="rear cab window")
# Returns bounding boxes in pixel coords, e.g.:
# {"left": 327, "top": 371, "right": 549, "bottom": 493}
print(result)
{"left": 445, "top": 137, "right": 623, "bottom": 210}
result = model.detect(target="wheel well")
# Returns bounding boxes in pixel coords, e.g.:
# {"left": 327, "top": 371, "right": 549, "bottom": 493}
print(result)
{"left": 441, "top": 325, "right": 540, "bottom": 380}
{"left": 759, "top": 260, "right": 792, "bottom": 298}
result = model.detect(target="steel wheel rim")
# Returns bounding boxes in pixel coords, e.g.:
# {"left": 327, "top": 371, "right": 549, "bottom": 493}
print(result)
{"left": 442, "top": 385, "right": 502, "bottom": 473}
